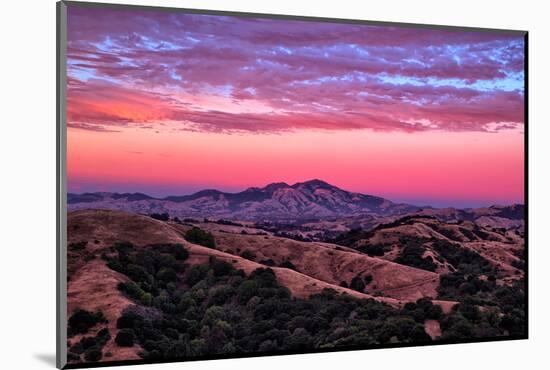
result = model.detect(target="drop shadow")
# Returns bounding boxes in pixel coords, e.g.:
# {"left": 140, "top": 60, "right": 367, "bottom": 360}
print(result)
{"left": 34, "top": 353, "right": 57, "bottom": 367}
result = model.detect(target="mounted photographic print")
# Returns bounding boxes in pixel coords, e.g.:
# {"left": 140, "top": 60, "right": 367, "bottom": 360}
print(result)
{"left": 56, "top": 1, "right": 528, "bottom": 368}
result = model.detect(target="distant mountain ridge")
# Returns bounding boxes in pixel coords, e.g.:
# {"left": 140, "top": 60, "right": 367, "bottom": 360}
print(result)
{"left": 68, "top": 179, "right": 420, "bottom": 220}
{"left": 68, "top": 179, "right": 524, "bottom": 224}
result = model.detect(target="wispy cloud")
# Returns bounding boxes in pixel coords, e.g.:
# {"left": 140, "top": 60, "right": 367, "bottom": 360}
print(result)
{"left": 67, "top": 6, "right": 524, "bottom": 134}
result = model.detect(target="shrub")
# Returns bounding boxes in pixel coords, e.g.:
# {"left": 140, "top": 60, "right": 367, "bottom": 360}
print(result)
{"left": 69, "top": 241, "right": 88, "bottom": 251}
{"left": 67, "top": 352, "right": 80, "bottom": 362}
{"left": 156, "top": 267, "right": 177, "bottom": 282}
{"left": 97, "top": 328, "right": 110, "bottom": 339}
{"left": 210, "top": 257, "right": 233, "bottom": 277}
{"left": 150, "top": 213, "right": 169, "bottom": 221}
{"left": 461, "top": 281, "right": 481, "bottom": 296}
{"left": 457, "top": 303, "right": 481, "bottom": 321}
{"left": 209, "top": 284, "right": 235, "bottom": 305}
{"left": 363, "top": 274, "right": 373, "bottom": 286}
{"left": 500, "top": 309, "right": 525, "bottom": 336}
{"left": 70, "top": 327, "right": 110, "bottom": 363}
{"left": 171, "top": 244, "right": 189, "bottom": 260}
{"left": 237, "top": 280, "right": 259, "bottom": 304}
{"left": 249, "top": 268, "right": 278, "bottom": 288}
{"left": 117, "top": 312, "right": 143, "bottom": 329}
{"left": 185, "top": 227, "right": 216, "bottom": 248}
{"left": 432, "top": 240, "right": 492, "bottom": 275}
{"left": 68, "top": 310, "right": 105, "bottom": 336}
{"left": 394, "top": 238, "right": 436, "bottom": 272}
{"left": 259, "top": 339, "right": 278, "bottom": 352}
{"left": 185, "top": 265, "right": 210, "bottom": 286}
{"left": 84, "top": 347, "right": 102, "bottom": 362}
{"left": 350, "top": 276, "right": 365, "bottom": 292}
{"left": 240, "top": 250, "right": 256, "bottom": 260}
{"left": 279, "top": 260, "right": 297, "bottom": 270}
{"left": 140, "top": 292, "right": 153, "bottom": 306}
{"left": 358, "top": 244, "right": 387, "bottom": 256}
{"left": 416, "top": 298, "right": 434, "bottom": 311}
{"left": 260, "top": 259, "right": 276, "bottom": 266}
{"left": 411, "top": 308, "right": 426, "bottom": 323}
{"left": 126, "top": 264, "right": 149, "bottom": 282}
{"left": 115, "top": 328, "right": 135, "bottom": 347}
{"left": 202, "top": 306, "right": 227, "bottom": 326}
{"left": 79, "top": 336, "right": 97, "bottom": 350}
{"left": 441, "top": 314, "right": 474, "bottom": 339}
{"left": 69, "top": 342, "right": 85, "bottom": 355}
{"left": 118, "top": 282, "right": 145, "bottom": 301}
{"left": 426, "top": 305, "right": 443, "bottom": 320}
{"left": 286, "top": 328, "right": 312, "bottom": 350}
{"left": 113, "top": 240, "right": 135, "bottom": 251}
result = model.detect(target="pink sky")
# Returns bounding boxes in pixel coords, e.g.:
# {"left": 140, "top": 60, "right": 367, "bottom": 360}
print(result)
{"left": 66, "top": 5, "right": 525, "bottom": 208}
{"left": 68, "top": 126, "right": 523, "bottom": 207}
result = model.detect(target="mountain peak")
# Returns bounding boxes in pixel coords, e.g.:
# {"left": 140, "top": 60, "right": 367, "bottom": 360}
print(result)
{"left": 293, "top": 179, "right": 334, "bottom": 189}
{"left": 262, "top": 182, "right": 290, "bottom": 192}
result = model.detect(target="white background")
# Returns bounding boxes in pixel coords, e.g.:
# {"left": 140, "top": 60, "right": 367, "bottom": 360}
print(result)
{"left": 1, "top": 0, "right": 548, "bottom": 368}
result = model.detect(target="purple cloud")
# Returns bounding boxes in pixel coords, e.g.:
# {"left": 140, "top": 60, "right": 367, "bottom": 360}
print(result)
{"left": 66, "top": 5, "right": 525, "bottom": 134}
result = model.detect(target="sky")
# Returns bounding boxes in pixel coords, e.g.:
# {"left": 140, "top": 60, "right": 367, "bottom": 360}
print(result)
{"left": 66, "top": 5, "right": 525, "bottom": 208}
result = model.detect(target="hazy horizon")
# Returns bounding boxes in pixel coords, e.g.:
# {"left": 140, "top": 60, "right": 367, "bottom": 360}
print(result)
{"left": 67, "top": 178, "right": 524, "bottom": 209}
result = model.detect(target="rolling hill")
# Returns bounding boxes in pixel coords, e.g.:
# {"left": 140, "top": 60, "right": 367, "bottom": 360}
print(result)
{"left": 332, "top": 214, "right": 525, "bottom": 281}
{"left": 66, "top": 207, "right": 524, "bottom": 365}
{"left": 173, "top": 221, "right": 441, "bottom": 301}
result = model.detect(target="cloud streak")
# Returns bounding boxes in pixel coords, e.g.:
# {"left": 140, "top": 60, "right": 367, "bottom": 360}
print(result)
{"left": 66, "top": 6, "right": 525, "bottom": 134}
